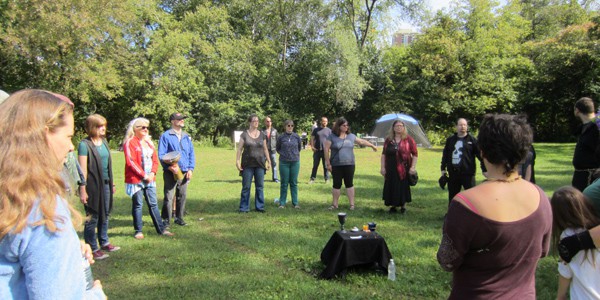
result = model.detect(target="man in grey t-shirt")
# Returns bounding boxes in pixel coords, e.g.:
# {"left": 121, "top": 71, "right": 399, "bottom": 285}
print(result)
{"left": 309, "top": 116, "right": 331, "bottom": 183}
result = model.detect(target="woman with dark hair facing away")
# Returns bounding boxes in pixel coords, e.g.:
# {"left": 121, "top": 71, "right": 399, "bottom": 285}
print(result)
{"left": 275, "top": 119, "right": 303, "bottom": 208}
{"left": 550, "top": 186, "right": 600, "bottom": 300}
{"left": 0, "top": 90, "right": 105, "bottom": 299}
{"left": 380, "top": 120, "right": 418, "bottom": 213}
{"left": 437, "top": 114, "right": 552, "bottom": 299}
{"left": 324, "top": 117, "right": 377, "bottom": 210}
{"left": 236, "top": 114, "right": 272, "bottom": 213}
{"left": 79, "top": 114, "right": 119, "bottom": 260}
{"left": 123, "top": 118, "right": 174, "bottom": 239}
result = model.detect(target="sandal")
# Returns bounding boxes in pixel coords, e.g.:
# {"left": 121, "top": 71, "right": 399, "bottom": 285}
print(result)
{"left": 328, "top": 205, "right": 338, "bottom": 210}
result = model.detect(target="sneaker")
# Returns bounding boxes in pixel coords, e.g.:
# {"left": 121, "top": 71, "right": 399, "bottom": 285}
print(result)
{"left": 274, "top": 179, "right": 280, "bottom": 183}
{"left": 134, "top": 232, "right": 144, "bottom": 240}
{"left": 101, "top": 243, "right": 121, "bottom": 252}
{"left": 294, "top": 205, "right": 301, "bottom": 209}
{"left": 162, "top": 230, "right": 174, "bottom": 236}
{"left": 174, "top": 219, "right": 188, "bottom": 226}
{"left": 308, "top": 179, "right": 315, "bottom": 184}
{"left": 274, "top": 198, "right": 280, "bottom": 205}
{"left": 278, "top": 205, "right": 285, "bottom": 209}
{"left": 92, "top": 250, "right": 109, "bottom": 260}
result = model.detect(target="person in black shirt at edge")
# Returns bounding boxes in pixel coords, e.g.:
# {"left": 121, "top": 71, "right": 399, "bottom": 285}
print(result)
{"left": 441, "top": 118, "right": 486, "bottom": 204}
{"left": 559, "top": 97, "right": 600, "bottom": 264}
{"left": 572, "top": 97, "right": 600, "bottom": 191}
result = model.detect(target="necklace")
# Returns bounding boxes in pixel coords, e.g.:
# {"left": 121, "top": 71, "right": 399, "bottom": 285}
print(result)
{"left": 484, "top": 175, "right": 521, "bottom": 183}
{"left": 247, "top": 129, "right": 259, "bottom": 139}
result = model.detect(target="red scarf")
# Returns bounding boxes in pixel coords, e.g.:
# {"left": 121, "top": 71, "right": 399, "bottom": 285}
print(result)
{"left": 385, "top": 136, "right": 417, "bottom": 180}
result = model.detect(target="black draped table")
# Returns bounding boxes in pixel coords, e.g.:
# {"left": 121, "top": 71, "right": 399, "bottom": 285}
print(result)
{"left": 320, "top": 230, "right": 392, "bottom": 279}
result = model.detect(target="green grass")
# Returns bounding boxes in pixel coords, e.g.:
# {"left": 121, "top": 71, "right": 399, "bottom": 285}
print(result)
{"left": 81, "top": 143, "right": 574, "bottom": 299}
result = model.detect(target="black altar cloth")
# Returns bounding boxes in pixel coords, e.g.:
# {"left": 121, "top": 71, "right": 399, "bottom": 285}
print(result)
{"left": 320, "top": 230, "right": 392, "bottom": 279}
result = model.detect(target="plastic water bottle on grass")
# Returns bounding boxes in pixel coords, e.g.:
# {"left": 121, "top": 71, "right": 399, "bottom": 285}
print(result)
{"left": 387, "top": 259, "right": 396, "bottom": 281}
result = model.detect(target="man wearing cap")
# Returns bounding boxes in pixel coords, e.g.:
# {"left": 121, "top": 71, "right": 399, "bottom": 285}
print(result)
{"left": 159, "top": 112, "right": 196, "bottom": 226}
{"left": 440, "top": 118, "right": 485, "bottom": 204}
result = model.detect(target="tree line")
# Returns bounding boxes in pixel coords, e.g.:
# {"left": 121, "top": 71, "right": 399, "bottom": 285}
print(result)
{"left": 0, "top": 0, "right": 598, "bottom": 144}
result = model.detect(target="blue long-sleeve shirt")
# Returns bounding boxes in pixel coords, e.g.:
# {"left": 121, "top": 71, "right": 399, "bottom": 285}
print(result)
{"left": 0, "top": 196, "right": 105, "bottom": 299}
{"left": 158, "top": 129, "right": 196, "bottom": 172}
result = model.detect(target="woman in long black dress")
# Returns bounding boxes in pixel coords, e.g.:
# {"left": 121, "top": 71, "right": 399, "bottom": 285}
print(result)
{"left": 380, "top": 120, "right": 418, "bottom": 213}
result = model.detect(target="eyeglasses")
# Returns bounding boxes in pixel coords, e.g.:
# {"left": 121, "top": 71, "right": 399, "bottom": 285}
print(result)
{"left": 287, "top": 124, "right": 294, "bottom": 127}
{"left": 136, "top": 126, "right": 149, "bottom": 130}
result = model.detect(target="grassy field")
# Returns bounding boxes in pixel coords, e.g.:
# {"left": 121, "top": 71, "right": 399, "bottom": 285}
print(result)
{"left": 82, "top": 143, "right": 574, "bottom": 299}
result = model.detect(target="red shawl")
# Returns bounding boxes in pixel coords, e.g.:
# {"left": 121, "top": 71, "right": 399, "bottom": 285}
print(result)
{"left": 384, "top": 136, "right": 418, "bottom": 180}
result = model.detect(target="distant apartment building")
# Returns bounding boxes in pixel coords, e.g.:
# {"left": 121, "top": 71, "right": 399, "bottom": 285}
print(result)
{"left": 392, "top": 29, "right": 418, "bottom": 47}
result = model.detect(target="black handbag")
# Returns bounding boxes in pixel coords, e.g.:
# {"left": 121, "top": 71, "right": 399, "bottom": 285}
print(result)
{"left": 409, "top": 171, "right": 418, "bottom": 186}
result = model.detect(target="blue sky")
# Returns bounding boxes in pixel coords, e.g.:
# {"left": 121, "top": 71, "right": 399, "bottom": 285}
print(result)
{"left": 398, "top": 0, "right": 452, "bottom": 30}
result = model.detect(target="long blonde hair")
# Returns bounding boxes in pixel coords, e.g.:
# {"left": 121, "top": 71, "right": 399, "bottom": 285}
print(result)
{"left": 0, "top": 89, "right": 80, "bottom": 239}
{"left": 122, "top": 117, "right": 150, "bottom": 146}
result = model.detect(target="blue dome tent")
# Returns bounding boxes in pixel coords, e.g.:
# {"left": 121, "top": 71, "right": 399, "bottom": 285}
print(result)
{"left": 371, "top": 113, "right": 431, "bottom": 148}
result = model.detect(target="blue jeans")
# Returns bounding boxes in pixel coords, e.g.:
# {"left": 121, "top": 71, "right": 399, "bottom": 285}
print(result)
{"left": 84, "top": 184, "right": 111, "bottom": 251}
{"left": 239, "top": 167, "right": 265, "bottom": 212}
{"left": 279, "top": 160, "right": 299, "bottom": 206}
{"left": 270, "top": 152, "right": 278, "bottom": 181}
{"left": 132, "top": 186, "right": 165, "bottom": 234}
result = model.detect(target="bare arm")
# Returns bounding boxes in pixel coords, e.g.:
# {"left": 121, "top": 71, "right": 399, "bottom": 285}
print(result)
{"left": 380, "top": 154, "right": 386, "bottom": 176}
{"left": 263, "top": 139, "right": 271, "bottom": 170}
{"left": 355, "top": 137, "right": 377, "bottom": 151}
{"left": 324, "top": 139, "right": 332, "bottom": 172}
{"left": 409, "top": 156, "right": 418, "bottom": 174}
{"left": 309, "top": 134, "right": 316, "bottom": 151}
{"left": 78, "top": 155, "right": 88, "bottom": 204}
{"left": 236, "top": 138, "right": 245, "bottom": 171}
{"left": 556, "top": 275, "right": 570, "bottom": 300}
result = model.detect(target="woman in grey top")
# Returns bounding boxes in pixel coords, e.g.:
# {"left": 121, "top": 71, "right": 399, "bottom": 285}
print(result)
{"left": 236, "top": 114, "right": 272, "bottom": 213}
{"left": 275, "top": 120, "right": 302, "bottom": 208}
{"left": 324, "top": 117, "right": 377, "bottom": 210}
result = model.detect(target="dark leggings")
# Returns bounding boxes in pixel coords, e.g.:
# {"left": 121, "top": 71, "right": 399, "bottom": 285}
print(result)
{"left": 331, "top": 165, "right": 355, "bottom": 189}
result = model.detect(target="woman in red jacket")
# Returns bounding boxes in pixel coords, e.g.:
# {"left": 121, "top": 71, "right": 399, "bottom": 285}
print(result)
{"left": 123, "top": 118, "right": 173, "bottom": 239}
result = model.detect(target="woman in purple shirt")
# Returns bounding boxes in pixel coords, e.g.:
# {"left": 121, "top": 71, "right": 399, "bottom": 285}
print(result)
{"left": 437, "top": 114, "right": 552, "bottom": 299}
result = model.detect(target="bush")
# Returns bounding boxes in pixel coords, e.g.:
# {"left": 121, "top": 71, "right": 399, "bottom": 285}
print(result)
{"left": 196, "top": 136, "right": 233, "bottom": 148}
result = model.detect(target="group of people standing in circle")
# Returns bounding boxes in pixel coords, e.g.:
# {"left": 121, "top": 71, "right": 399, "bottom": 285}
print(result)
{"left": 5, "top": 88, "right": 600, "bottom": 299}
{"left": 236, "top": 114, "right": 421, "bottom": 214}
